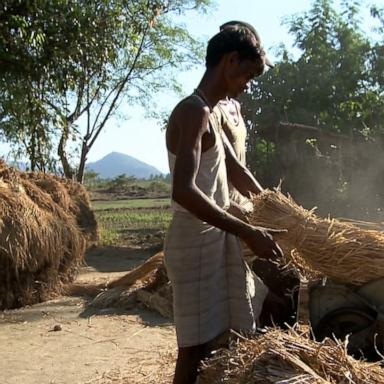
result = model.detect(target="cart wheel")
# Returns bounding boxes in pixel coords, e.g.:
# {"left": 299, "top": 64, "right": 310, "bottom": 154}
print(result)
{"left": 313, "top": 307, "right": 378, "bottom": 359}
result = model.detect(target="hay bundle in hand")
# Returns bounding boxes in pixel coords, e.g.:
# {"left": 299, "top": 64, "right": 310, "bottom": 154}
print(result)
{"left": 0, "top": 161, "right": 86, "bottom": 309}
{"left": 249, "top": 190, "right": 384, "bottom": 285}
{"left": 200, "top": 327, "right": 384, "bottom": 384}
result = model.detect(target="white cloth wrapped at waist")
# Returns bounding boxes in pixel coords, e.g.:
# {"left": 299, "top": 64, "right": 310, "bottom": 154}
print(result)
{"left": 164, "top": 211, "right": 268, "bottom": 347}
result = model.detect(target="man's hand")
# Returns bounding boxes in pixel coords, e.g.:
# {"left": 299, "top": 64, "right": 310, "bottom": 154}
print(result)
{"left": 228, "top": 201, "right": 249, "bottom": 222}
{"left": 242, "top": 226, "right": 286, "bottom": 260}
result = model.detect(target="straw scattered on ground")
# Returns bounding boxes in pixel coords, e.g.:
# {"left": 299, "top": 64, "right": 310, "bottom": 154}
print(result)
{"left": 200, "top": 326, "right": 384, "bottom": 384}
{"left": 84, "top": 348, "right": 176, "bottom": 384}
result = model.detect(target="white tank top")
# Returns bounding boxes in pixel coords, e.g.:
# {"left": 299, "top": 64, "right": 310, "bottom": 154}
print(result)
{"left": 213, "top": 100, "right": 254, "bottom": 213}
{"left": 167, "top": 94, "right": 230, "bottom": 212}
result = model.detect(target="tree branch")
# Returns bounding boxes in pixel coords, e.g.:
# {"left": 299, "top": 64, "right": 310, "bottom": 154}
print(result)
{"left": 88, "top": 25, "right": 150, "bottom": 149}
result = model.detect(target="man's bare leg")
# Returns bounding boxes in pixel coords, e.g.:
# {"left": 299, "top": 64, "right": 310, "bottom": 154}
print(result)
{"left": 173, "top": 334, "right": 227, "bottom": 384}
{"left": 173, "top": 345, "right": 205, "bottom": 384}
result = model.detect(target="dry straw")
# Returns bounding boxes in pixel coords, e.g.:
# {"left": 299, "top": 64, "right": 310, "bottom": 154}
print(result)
{"left": 25, "top": 172, "right": 98, "bottom": 244}
{"left": 60, "top": 177, "right": 99, "bottom": 244}
{"left": 249, "top": 189, "right": 384, "bottom": 285}
{"left": 91, "top": 252, "right": 173, "bottom": 319}
{"left": 0, "top": 161, "right": 87, "bottom": 309}
{"left": 200, "top": 327, "right": 384, "bottom": 384}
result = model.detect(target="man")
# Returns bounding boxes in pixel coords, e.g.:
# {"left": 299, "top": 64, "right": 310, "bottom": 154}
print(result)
{"left": 215, "top": 20, "right": 274, "bottom": 220}
{"left": 165, "top": 24, "right": 284, "bottom": 384}
{"left": 213, "top": 22, "right": 292, "bottom": 327}
{"left": 215, "top": 22, "right": 298, "bottom": 328}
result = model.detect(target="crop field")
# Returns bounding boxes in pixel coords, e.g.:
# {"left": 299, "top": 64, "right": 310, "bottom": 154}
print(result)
{"left": 92, "top": 198, "right": 172, "bottom": 246}
{"left": 92, "top": 198, "right": 170, "bottom": 211}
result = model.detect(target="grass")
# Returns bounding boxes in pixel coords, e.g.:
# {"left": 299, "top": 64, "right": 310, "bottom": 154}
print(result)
{"left": 92, "top": 198, "right": 170, "bottom": 211}
{"left": 97, "top": 209, "right": 171, "bottom": 231}
{"left": 93, "top": 198, "right": 172, "bottom": 246}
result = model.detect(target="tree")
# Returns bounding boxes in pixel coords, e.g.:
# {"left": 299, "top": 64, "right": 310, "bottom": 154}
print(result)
{"left": 241, "top": 0, "right": 384, "bottom": 218}
{"left": 83, "top": 170, "right": 99, "bottom": 187}
{"left": 0, "top": 0, "right": 211, "bottom": 180}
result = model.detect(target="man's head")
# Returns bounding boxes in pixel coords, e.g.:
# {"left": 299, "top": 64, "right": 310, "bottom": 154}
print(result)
{"left": 220, "top": 20, "right": 261, "bottom": 44}
{"left": 205, "top": 25, "right": 266, "bottom": 98}
{"left": 220, "top": 20, "right": 274, "bottom": 68}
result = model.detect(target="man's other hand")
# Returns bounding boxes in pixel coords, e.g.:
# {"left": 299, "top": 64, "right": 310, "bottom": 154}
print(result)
{"left": 242, "top": 226, "right": 286, "bottom": 260}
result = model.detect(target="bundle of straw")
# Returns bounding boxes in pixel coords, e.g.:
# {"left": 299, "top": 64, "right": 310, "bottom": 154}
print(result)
{"left": 200, "top": 327, "right": 384, "bottom": 384}
{"left": 249, "top": 190, "right": 384, "bottom": 285}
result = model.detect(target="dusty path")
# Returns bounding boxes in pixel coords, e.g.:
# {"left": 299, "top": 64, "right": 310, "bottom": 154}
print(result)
{"left": 0, "top": 246, "right": 176, "bottom": 384}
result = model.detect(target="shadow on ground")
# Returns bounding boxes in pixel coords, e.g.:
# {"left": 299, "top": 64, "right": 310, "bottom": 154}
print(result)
{"left": 79, "top": 305, "right": 171, "bottom": 327}
{"left": 84, "top": 245, "right": 158, "bottom": 273}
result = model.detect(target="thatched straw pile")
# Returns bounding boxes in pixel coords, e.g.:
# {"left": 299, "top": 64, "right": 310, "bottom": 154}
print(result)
{"left": 249, "top": 190, "right": 384, "bottom": 285}
{"left": 60, "top": 177, "right": 98, "bottom": 243}
{"left": 0, "top": 161, "right": 88, "bottom": 309}
{"left": 200, "top": 327, "right": 384, "bottom": 384}
{"left": 25, "top": 172, "right": 98, "bottom": 244}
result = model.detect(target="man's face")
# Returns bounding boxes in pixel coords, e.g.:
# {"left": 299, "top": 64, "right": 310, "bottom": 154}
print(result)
{"left": 224, "top": 54, "right": 265, "bottom": 98}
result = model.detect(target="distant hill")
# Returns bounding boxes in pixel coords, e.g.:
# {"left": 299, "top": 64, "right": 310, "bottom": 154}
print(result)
{"left": 8, "top": 161, "right": 28, "bottom": 171}
{"left": 86, "top": 152, "right": 163, "bottom": 179}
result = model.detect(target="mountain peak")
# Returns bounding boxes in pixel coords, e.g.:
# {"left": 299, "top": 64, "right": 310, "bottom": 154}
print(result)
{"left": 104, "top": 151, "right": 133, "bottom": 158}
{"left": 87, "top": 152, "right": 162, "bottom": 179}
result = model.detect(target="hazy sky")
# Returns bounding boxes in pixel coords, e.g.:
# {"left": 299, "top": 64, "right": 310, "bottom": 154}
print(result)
{"left": 2, "top": 0, "right": 381, "bottom": 173}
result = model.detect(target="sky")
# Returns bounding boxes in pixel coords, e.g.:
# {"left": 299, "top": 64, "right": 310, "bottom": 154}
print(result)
{"left": 89, "top": 0, "right": 311, "bottom": 173}
{"left": 2, "top": 0, "right": 382, "bottom": 173}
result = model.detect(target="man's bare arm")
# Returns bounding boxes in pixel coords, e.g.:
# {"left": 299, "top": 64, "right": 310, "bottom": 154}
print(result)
{"left": 170, "top": 100, "right": 283, "bottom": 259}
{"left": 222, "top": 133, "right": 263, "bottom": 197}
{"left": 172, "top": 101, "right": 252, "bottom": 237}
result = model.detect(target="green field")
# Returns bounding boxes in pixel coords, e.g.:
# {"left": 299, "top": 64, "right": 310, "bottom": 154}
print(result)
{"left": 93, "top": 198, "right": 172, "bottom": 246}
{"left": 92, "top": 198, "right": 170, "bottom": 211}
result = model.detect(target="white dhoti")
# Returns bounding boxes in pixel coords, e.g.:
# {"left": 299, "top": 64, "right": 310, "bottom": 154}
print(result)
{"left": 164, "top": 211, "right": 268, "bottom": 348}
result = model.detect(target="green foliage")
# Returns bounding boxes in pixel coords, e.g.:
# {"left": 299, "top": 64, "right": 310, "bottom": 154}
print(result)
{"left": 241, "top": 0, "right": 384, "bottom": 218}
{"left": 147, "top": 180, "right": 171, "bottom": 194}
{"left": 243, "top": 0, "right": 381, "bottom": 135}
{"left": 83, "top": 170, "right": 100, "bottom": 186}
{"left": 110, "top": 174, "right": 137, "bottom": 189}
{"left": 98, "top": 227, "right": 120, "bottom": 246}
{"left": 86, "top": 174, "right": 171, "bottom": 198}
{"left": 0, "top": 0, "right": 211, "bottom": 176}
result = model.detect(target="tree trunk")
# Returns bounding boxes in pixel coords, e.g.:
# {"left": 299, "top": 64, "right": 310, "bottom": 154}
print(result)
{"left": 76, "top": 140, "right": 88, "bottom": 183}
{"left": 30, "top": 126, "right": 36, "bottom": 172}
{"left": 58, "top": 123, "right": 74, "bottom": 179}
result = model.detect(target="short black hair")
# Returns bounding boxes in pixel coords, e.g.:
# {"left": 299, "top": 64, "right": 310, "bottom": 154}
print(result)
{"left": 220, "top": 20, "right": 261, "bottom": 43}
{"left": 205, "top": 25, "right": 264, "bottom": 68}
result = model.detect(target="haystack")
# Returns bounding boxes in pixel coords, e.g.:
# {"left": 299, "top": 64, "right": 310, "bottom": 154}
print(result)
{"left": 200, "top": 327, "right": 384, "bottom": 384}
{"left": 249, "top": 189, "right": 384, "bottom": 285}
{"left": 25, "top": 172, "right": 98, "bottom": 244}
{"left": 0, "top": 161, "right": 86, "bottom": 309}
{"left": 60, "top": 177, "right": 98, "bottom": 244}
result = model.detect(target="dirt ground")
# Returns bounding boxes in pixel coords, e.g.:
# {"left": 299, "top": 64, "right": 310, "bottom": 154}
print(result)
{"left": 0, "top": 246, "right": 177, "bottom": 384}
